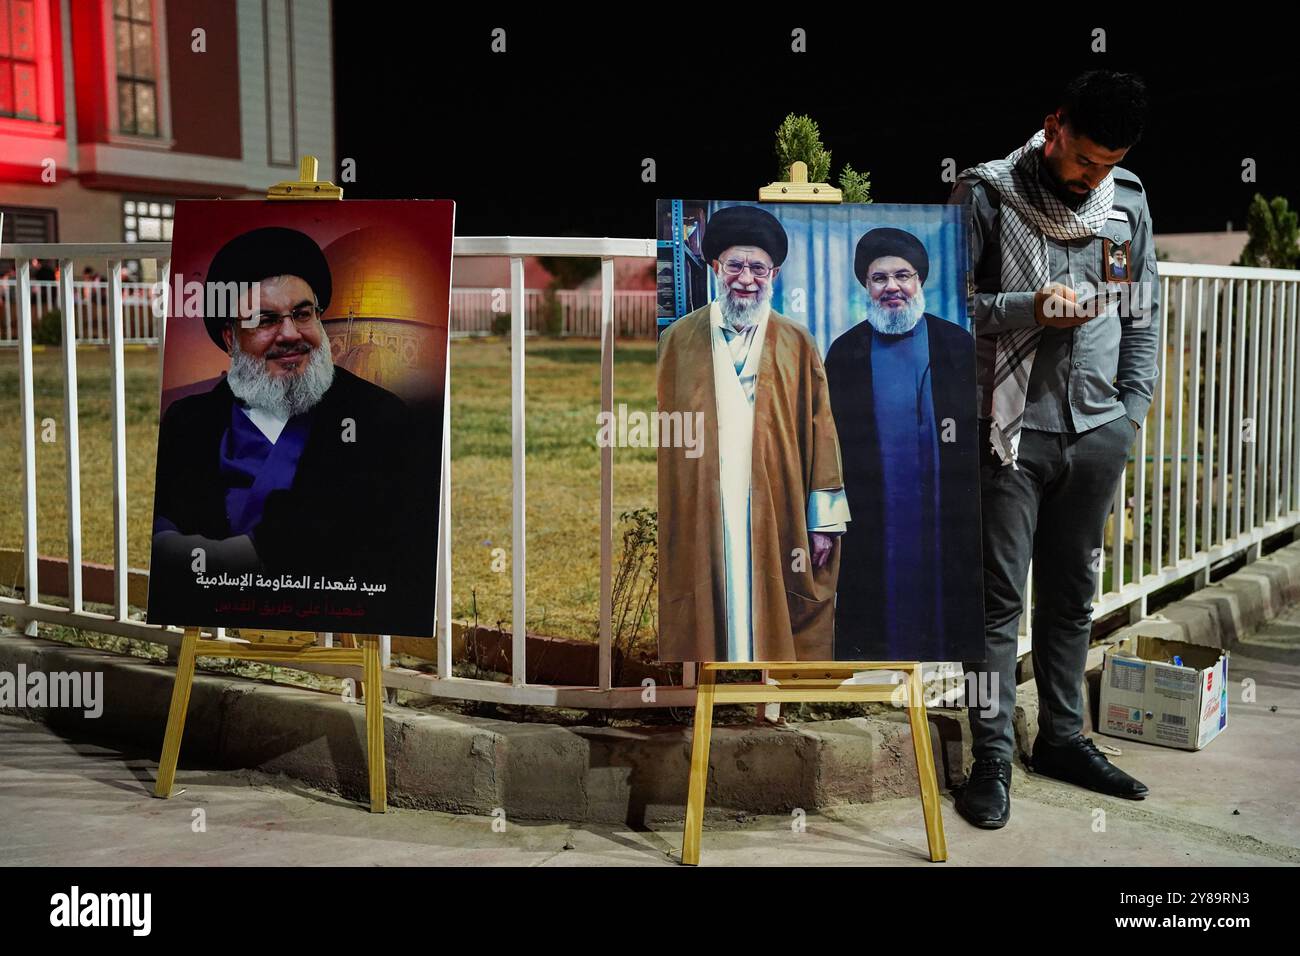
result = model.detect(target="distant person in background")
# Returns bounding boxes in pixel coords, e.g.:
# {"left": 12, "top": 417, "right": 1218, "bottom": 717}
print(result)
{"left": 79, "top": 266, "right": 102, "bottom": 303}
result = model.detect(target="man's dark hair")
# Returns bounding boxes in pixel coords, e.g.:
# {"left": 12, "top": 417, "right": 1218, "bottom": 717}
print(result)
{"left": 1058, "top": 70, "right": 1149, "bottom": 150}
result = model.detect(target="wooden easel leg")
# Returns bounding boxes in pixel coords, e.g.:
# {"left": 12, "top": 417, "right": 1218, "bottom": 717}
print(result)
{"left": 362, "top": 636, "right": 387, "bottom": 813}
{"left": 681, "top": 666, "right": 716, "bottom": 866}
{"left": 154, "top": 627, "right": 200, "bottom": 798}
{"left": 906, "top": 665, "right": 948, "bottom": 862}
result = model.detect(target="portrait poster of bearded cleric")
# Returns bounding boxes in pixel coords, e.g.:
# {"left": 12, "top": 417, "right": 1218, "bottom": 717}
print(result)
{"left": 656, "top": 199, "right": 983, "bottom": 663}
{"left": 146, "top": 201, "right": 452, "bottom": 637}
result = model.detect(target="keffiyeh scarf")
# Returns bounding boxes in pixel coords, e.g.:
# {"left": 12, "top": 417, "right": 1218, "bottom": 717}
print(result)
{"left": 963, "top": 129, "right": 1115, "bottom": 467}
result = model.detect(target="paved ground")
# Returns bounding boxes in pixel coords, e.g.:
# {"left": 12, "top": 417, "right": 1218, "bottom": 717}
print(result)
{"left": 3, "top": 608, "right": 1298, "bottom": 866}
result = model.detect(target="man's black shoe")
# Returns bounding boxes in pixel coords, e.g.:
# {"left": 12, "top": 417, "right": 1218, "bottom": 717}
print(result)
{"left": 1031, "top": 734, "right": 1149, "bottom": 799}
{"left": 955, "top": 757, "right": 1012, "bottom": 829}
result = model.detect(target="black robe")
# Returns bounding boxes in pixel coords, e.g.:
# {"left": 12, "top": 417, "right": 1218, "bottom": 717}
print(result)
{"left": 824, "top": 314, "right": 984, "bottom": 662}
{"left": 147, "top": 365, "right": 440, "bottom": 637}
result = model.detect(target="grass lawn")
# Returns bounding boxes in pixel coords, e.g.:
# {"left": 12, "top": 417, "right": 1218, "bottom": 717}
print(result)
{"left": 0, "top": 337, "right": 658, "bottom": 643}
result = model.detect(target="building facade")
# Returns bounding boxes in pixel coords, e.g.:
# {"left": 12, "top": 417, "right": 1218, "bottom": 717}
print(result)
{"left": 1, "top": 0, "right": 333, "bottom": 272}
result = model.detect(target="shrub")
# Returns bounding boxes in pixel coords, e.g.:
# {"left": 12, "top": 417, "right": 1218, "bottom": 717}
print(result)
{"left": 542, "top": 291, "right": 564, "bottom": 337}
{"left": 34, "top": 308, "right": 63, "bottom": 346}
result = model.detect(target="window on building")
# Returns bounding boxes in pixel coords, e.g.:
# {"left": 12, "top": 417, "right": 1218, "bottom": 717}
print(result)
{"left": 122, "top": 197, "right": 173, "bottom": 243}
{"left": 114, "top": 0, "right": 157, "bottom": 136}
{"left": 0, "top": 204, "right": 57, "bottom": 276}
{"left": 1, "top": 204, "right": 56, "bottom": 244}
{"left": 0, "top": 0, "right": 38, "bottom": 119}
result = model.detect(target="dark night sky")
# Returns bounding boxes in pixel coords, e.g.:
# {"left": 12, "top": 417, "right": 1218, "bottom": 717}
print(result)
{"left": 332, "top": 11, "right": 1298, "bottom": 239}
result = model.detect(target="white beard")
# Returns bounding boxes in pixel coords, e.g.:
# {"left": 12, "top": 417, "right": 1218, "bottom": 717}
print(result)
{"left": 865, "top": 287, "right": 927, "bottom": 335}
{"left": 715, "top": 271, "right": 773, "bottom": 331}
{"left": 227, "top": 330, "right": 335, "bottom": 418}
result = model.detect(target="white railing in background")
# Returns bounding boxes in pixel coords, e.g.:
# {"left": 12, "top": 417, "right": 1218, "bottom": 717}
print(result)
{"left": 2, "top": 240, "right": 1298, "bottom": 709}
{"left": 0, "top": 279, "right": 162, "bottom": 343}
{"left": 1088, "top": 263, "right": 1300, "bottom": 622}
{"left": 0, "top": 280, "right": 660, "bottom": 343}
{"left": 450, "top": 288, "right": 657, "bottom": 338}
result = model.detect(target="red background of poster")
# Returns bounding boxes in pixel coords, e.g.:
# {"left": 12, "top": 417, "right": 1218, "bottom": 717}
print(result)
{"left": 160, "top": 200, "right": 452, "bottom": 410}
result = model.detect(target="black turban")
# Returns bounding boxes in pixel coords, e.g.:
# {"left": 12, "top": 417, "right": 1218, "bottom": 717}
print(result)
{"left": 701, "top": 205, "right": 788, "bottom": 267}
{"left": 203, "top": 226, "right": 332, "bottom": 351}
{"left": 854, "top": 227, "right": 929, "bottom": 287}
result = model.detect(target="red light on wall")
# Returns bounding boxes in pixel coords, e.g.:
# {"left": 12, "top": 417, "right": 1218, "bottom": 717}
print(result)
{"left": 1, "top": 0, "right": 40, "bottom": 120}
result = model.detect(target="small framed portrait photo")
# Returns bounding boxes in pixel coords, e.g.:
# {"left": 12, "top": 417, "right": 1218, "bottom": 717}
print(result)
{"left": 1103, "top": 237, "right": 1132, "bottom": 282}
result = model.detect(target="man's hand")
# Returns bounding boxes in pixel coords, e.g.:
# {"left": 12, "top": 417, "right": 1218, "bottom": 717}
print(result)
{"left": 810, "top": 531, "right": 837, "bottom": 569}
{"left": 1034, "top": 282, "right": 1091, "bottom": 329}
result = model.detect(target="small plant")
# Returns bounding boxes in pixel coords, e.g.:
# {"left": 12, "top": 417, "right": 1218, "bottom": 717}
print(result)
{"left": 608, "top": 507, "right": 657, "bottom": 686}
{"left": 838, "top": 164, "right": 872, "bottom": 204}
{"left": 775, "top": 114, "right": 832, "bottom": 183}
{"left": 775, "top": 114, "right": 872, "bottom": 203}
{"left": 542, "top": 290, "right": 564, "bottom": 337}
{"left": 34, "top": 308, "right": 62, "bottom": 346}
{"left": 537, "top": 256, "right": 600, "bottom": 339}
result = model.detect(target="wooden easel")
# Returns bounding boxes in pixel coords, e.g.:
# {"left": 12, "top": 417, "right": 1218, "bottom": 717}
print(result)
{"left": 153, "top": 157, "right": 387, "bottom": 813}
{"left": 681, "top": 662, "right": 946, "bottom": 864}
{"left": 678, "top": 166, "right": 947, "bottom": 864}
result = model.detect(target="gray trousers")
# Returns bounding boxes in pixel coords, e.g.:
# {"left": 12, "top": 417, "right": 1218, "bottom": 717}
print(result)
{"left": 965, "top": 415, "right": 1135, "bottom": 761}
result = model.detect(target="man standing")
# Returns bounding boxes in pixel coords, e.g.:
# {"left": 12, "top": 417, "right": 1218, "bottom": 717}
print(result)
{"left": 658, "top": 205, "right": 849, "bottom": 663}
{"left": 825, "top": 228, "right": 981, "bottom": 662}
{"left": 950, "top": 71, "right": 1160, "bottom": 828}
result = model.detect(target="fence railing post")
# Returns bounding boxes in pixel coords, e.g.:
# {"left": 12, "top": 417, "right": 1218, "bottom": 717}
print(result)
{"left": 1246, "top": 280, "right": 1262, "bottom": 557}
{"left": 1201, "top": 278, "right": 1218, "bottom": 558}
{"left": 108, "top": 261, "right": 129, "bottom": 619}
{"left": 16, "top": 260, "right": 39, "bottom": 635}
{"left": 1186, "top": 277, "right": 1202, "bottom": 562}
{"left": 510, "top": 256, "right": 527, "bottom": 685}
{"left": 1170, "top": 277, "right": 1186, "bottom": 567}
{"left": 598, "top": 257, "right": 615, "bottom": 691}
{"left": 59, "top": 259, "right": 84, "bottom": 612}
{"left": 1217, "top": 279, "right": 1232, "bottom": 545}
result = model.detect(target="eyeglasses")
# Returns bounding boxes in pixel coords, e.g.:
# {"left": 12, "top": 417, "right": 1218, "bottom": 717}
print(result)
{"left": 242, "top": 304, "right": 323, "bottom": 332}
{"left": 721, "top": 259, "right": 774, "bottom": 278}
{"left": 868, "top": 270, "right": 919, "bottom": 287}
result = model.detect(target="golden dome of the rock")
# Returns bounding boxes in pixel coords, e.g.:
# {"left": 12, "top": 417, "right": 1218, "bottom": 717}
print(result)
{"left": 322, "top": 226, "right": 442, "bottom": 325}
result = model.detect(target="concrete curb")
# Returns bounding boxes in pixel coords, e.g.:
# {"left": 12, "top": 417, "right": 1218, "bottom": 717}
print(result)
{"left": 0, "top": 635, "right": 970, "bottom": 823}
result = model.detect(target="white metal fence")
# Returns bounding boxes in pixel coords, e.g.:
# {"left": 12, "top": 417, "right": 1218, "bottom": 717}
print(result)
{"left": 451, "top": 287, "right": 657, "bottom": 338}
{"left": 1087, "top": 265, "right": 1300, "bottom": 621}
{"left": 1, "top": 279, "right": 161, "bottom": 343}
{"left": 0, "top": 279, "right": 659, "bottom": 343}
{"left": 3, "top": 240, "right": 1298, "bottom": 709}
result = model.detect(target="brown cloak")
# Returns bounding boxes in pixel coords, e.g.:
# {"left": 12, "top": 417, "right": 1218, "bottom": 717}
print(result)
{"left": 657, "top": 305, "right": 845, "bottom": 662}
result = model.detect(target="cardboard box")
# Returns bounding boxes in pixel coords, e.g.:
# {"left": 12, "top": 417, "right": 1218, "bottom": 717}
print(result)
{"left": 1098, "top": 635, "right": 1229, "bottom": 751}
